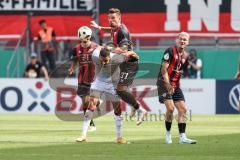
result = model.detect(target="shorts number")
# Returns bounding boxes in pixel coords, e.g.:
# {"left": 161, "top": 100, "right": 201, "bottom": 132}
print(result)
{"left": 120, "top": 72, "right": 129, "bottom": 80}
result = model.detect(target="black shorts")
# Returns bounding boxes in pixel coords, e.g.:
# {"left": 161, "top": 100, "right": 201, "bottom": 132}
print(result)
{"left": 157, "top": 82, "right": 185, "bottom": 103}
{"left": 118, "top": 61, "right": 139, "bottom": 86}
{"left": 77, "top": 83, "right": 91, "bottom": 97}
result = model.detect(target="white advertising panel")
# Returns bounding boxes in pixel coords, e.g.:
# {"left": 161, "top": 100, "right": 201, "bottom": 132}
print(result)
{"left": 0, "top": 79, "right": 216, "bottom": 115}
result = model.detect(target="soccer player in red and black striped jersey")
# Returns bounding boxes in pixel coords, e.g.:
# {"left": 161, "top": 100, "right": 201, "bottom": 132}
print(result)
{"left": 68, "top": 26, "right": 98, "bottom": 136}
{"left": 91, "top": 8, "right": 147, "bottom": 125}
{"left": 157, "top": 32, "right": 197, "bottom": 144}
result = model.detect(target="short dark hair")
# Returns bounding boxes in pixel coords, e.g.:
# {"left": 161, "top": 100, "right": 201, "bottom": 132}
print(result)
{"left": 100, "top": 47, "right": 110, "bottom": 58}
{"left": 108, "top": 8, "right": 121, "bottom": 15}
{"left": 39, "top": 19, "right": 46, "bottom": 25}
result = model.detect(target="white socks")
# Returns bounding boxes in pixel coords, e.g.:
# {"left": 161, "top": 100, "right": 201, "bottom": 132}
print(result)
{"left": 180, "top": 133, "right": 186, "bottom": 139}
{"left": 166, "top": 131, "right": 171, "bottom": 135}
{"left": 82, "top": 111, "right": 94, "bottom": 137}
{"left": 114, "top": 115, "right": 122, "bottom": 139}
{"left": 137, "top": 107, "right": 145, "bottom": 113}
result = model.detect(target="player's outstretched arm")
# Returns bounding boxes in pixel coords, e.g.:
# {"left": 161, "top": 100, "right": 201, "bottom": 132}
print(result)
{"left": 123, "top": 51, "right": 139, "bottom": 60}
{"left": 90, "top": 21, "right": 112, "bottom": 32}
{"left": 68, "top": 60, "right": 78, "bottom": 75}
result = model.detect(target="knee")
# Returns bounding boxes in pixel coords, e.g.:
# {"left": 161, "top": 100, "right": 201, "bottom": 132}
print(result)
{"left": 179, "top": 107, "right": 187, "bottom": 115}
{"left": 114, "top": 108, "right": 122, "bottom": 116}
{"left": 83, "top": 96, "right": 96, "bottom": 112}
{"left": 167, "top": 108, "right": 174, "bottom": 114}
{"left": 114, "top": 102, "right": 122, "bottom": 116}
{"left": 116, "top": 90, "right": 123, "bottom": 96}
{"left": 165, "top": 112, "right": 174, "bottom": 121}
{"left": 117, "top": 85, "right": 127, "bottom": 91}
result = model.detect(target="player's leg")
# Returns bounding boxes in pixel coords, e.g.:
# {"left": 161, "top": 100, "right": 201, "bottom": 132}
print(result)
{"left": 81, "top": 84, "right": 97, "bottom": 132}
{"left": 76, "top": 95, "right": 98, "bottom": 142}
{"left": 112, "top": 100, "right": 129, "bottom": 144}
{"left": 164, "top": 99, "right": 175, "bottom": 144}
{"left": 82, "top": 95, "right": 97, "bottom": 132}
{"left": 89, "top": 119, "right": 96, "bottom": 132}
{"left": 76, "top": 84, "right": 95, "bottom": 142}
{"left": 173, "top": 88, "right": 197, "bottom": 144}
{"left": 157, "top": 81, "right": 174, "bottom": 144}
{"left": 175, "top": 100, "right": 197, "bottom": 144}
{"left": 116, "top": 61, "right": 147, "bottom": 124}
{"left": 103, "top": 86, "right": 127, "bottom": 144}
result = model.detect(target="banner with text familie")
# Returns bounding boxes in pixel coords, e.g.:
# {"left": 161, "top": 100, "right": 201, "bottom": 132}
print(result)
{"left": 0, "top": 79, "right": 216, "bottom": 115}
{"left": 0, "top": 0, "right": 94, "bottom": 11}
{"left": 1, "top": 0, "right": 240, "bottom": 38}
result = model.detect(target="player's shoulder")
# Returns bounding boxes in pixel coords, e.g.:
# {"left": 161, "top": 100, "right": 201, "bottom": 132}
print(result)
{"left": 119, "top": 24, "right": 130, "bottom": 35}
{"left": 90, "top": 41, "right": 98, "bottom": 49}
{"left": 92, "top": 46, "right": 101, "bottom": 57}
{"left": 162, "top": 47, "right": 174, "bottom": 62}
{"left": 164, "top": 47, "right": 174, "bottom": 56}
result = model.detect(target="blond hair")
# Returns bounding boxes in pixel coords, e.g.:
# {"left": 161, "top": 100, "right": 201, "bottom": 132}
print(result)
{"left": 177, "top": 32, "right": 190, "bottom": 39}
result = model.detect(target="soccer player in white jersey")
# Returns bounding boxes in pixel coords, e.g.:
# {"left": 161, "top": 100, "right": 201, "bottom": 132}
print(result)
{"left": 76, "top": 46, "right": 139, "bottom": 144}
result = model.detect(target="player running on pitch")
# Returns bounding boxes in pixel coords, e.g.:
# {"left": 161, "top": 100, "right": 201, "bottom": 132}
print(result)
{"left": 69, "top": 26, "right": 98, "bottom": 132}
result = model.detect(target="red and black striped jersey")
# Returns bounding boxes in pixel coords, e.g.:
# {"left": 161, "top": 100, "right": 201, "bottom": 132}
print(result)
{"left": 157, "top": 46, "right": 189, "bottom": 89}
{"left": 111, "top": 24, "right": 133, "bottom": 51}
{"left": 71, "top": 42, "right": 97, "bottom": 85}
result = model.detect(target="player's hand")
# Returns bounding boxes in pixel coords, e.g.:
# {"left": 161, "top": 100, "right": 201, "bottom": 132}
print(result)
{"left": 163, "top": 81, "right": 174, "bottom": 95}
{"left": 44, "top": 76, "right": 49, "bottom": 81}
{"left": 112, "top": 47, "right": 126, "bottom": 54}
{"left": 126, "top": 51, "right": 139, "bottom": 60}
{"left": 90, "top": 21, "right": 100, "bottom": 29}
{"left": 68, "top": 67, "right": 74, "bottom": 75}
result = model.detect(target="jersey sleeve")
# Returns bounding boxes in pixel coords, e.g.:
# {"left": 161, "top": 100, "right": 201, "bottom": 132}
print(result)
{"left": 92, "top": 48, "right": 100, "bottom": 64}
{"left": 162, "top": 48, "right": 173, "bottom": 64}
{"left": 111, "top": 53, "right": 125, "bottom": 64}
{"left": 118, "top": 29, "right": 131, "bottom": 47}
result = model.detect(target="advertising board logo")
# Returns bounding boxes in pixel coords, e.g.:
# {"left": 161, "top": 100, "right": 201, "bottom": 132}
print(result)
{"left": 27, "top": 81, "right": 50, "bottom": 111}
{"left": 229, "top": 84, "right": 240, "bottom": 111}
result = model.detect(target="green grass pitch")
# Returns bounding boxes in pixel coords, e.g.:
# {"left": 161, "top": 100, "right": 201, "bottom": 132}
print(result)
{"left": 0, "top": 114, "right": 240, "bottom": 160}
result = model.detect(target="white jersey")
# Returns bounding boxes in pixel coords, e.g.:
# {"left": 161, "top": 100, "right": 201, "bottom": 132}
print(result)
{"left": 90, "top": 48, "right": 125, "bottom": 98}
{"left": 91, "top": 48, "right": 125, "bottom": 86}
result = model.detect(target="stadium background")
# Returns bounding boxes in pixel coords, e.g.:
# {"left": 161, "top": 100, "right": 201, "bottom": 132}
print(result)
{"left": 0, "top": 0, "right": 239, "bottom": 114}
{"left": 0, "top": 1, "right": 240, "bottom": 160}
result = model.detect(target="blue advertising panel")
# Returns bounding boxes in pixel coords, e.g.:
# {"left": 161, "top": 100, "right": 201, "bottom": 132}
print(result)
{"left": 216, "top": 80, "right": 240, "bottom": 114}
